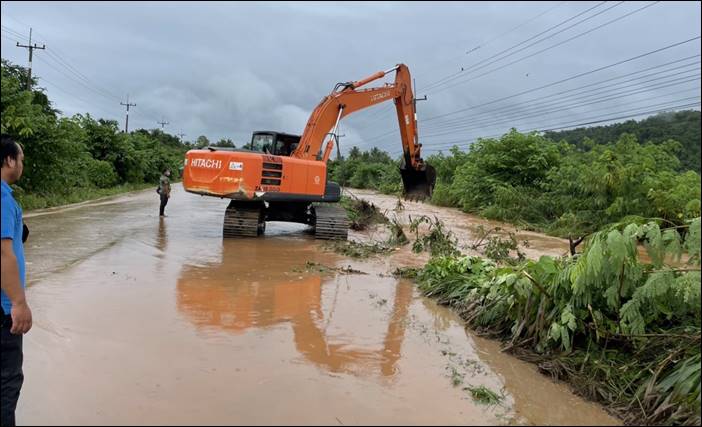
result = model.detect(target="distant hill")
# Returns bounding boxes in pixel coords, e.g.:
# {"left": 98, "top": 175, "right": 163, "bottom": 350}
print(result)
{"left": 544, "top": 110, "right": 701, "bottom": 172}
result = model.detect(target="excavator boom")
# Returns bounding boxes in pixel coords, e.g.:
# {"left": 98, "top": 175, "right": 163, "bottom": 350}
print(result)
{"left": 292, "top": 64, "right": 435, "bottom": 199}
{"left": 182, "top": 63, "right": 434, "bottom": 240}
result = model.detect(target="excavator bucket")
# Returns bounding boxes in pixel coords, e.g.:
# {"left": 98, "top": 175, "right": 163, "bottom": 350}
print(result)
{"left": 400, "top": 165, "right": 436, "bottom": 201}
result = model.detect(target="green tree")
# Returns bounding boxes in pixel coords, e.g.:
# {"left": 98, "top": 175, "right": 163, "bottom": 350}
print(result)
{"left": 1, "top": 58, "right": 189, "bottom": 209}
{"left": 195, "top": 135, "right": 210, "bottom": 148}
{"left": 449, "top": 129, "right": 562, "bottom": 213}
{"left": 545, "top": 110, "right": 701, "bottom": 172}
{"left": 213, "top": 138, "right": 236, "bottom": 148}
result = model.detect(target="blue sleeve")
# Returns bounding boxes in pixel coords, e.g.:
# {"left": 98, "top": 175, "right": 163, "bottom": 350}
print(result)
{"left": 1, "top": 194, "right": 16, "bottom": 240}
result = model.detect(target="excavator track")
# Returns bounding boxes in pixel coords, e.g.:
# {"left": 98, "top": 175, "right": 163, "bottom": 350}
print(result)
{"left": 223, "top": 202, "right": 265, "bottom": 237}
{"left": 313, "top": 204, "right": 349, "bottom": 240}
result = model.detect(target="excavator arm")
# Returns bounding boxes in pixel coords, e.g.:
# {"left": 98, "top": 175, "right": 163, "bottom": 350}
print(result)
{"left": 292, "top": 64, "right": 435, "bottom": 199}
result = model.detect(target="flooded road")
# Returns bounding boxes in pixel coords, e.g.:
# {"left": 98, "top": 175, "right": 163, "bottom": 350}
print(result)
{"left": 18, "top": 185, "right": 619, "bottom": 425}
{"left": 347, "top": 189, "right": 570, "bottom": 260}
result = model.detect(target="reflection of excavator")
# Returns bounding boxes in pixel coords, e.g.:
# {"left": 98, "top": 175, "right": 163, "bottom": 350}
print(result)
{"left": 176, "top": 239, "right": 412, "bottom": 376}
{"left": 182, "top": 64, "right": 436, "bottom": 239}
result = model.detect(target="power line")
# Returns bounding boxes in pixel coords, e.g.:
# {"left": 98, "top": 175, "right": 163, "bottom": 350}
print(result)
{"left": 34, "top": 55, "right": 124, "bottom": 107}
{"left": 42, "top": 49, "right": 122, "bottom": 101}
{"left": 356, "top": 2, "right": 596, "bottom": 132}
{"left": 29, "top": 26, "right": 163, "bottom": 127}
{"left": 386, "top": 95, "right": 702, "bottom": 155}
{"left": 323, "top": 34, "right": 701, "bottom": 153}
{"left": 420, "top": 81, "right": 700, "bottom": 139}
{"left": 0, "top": 28, "right": 23, "bottom": 44}
{"left": 382, "top": 85, "right": 699, "bottom": 154}
{"left": 420, "top": 101, "right": 698, "bottom": 153}
{"left": 2, "top": 13, "right": 36, "bottom": 36}
{"left": 3, "top": 20, "right": 125, "bottom": 104}
{"left": 540, "top": 102, "right": 700, "bottom": 132}
{"left": 351, "top": 103, "right": 393, "bottom": 123}
{"left": 360, "top": 54, "right": 701, "bottom": 146}
{"left": 351, "top": 2, "right": 576, "bottom": 131}
{"left": 15, "top": 27, "right": 45, "bottom": 90}
{"left": 20, "top": 31, "right": 123, "bottom": 102}
{"left": 420, "top": 1, "right": 613, "bottom": 92}
{"left": 4, "top": 17, "right": 170, "bottom": 134}
{"left": 1, "top": 24, "right": 120, "bottom": 119}
{"left": 355, "top": 37, "right": 699, "bottom": 150}
{"left": 37, "top": 76, "right": 121, "bottom": 119}
{"left": 413, "top": 1, "right": 568, "bottom": 84}
{"left": 351, "top": 105, "right": 397, "bottom": 129}
{"left": 429, "top": 1, "right": 662, "bottom": 96}
{"left": 4, "top": 44, "right": 126, "bottom": 118}
{"left": 411, "top": 97, "right": 701, "bottom": 153}
{"left": 1, "top": 24, "right": 27, "bottom": 41}
{"left": 120, "top": 95, "right": 137, "bottom": 133}
{"left": 4, "top": 23, "right": 127, "bottom": 108}
{"left": 419, "top": 36, "right": 701, "bottom": 124}
{"left": 420, "top": 56, "right": 701, "bottom": 130}
{"left": 463, "top": 1, "right": 569, "bottom": 53}
{"left": 420, "top": 65, "right": 701, "bottom": 133}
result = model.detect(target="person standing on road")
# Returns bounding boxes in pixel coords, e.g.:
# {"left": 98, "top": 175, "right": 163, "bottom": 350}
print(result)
{"left": 1, "top": 134, "right": 31, "bottom": 427}
{"left": 158, "top": 168, "right": 172, "bottom": 217}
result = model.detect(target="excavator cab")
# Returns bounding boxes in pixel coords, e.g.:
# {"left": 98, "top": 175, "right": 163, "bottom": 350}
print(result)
{"left": 183, "top": 63, "right": 434, "bottom": 239}
{"left": 247, "top": 131, "right": 300, "bottom": 156}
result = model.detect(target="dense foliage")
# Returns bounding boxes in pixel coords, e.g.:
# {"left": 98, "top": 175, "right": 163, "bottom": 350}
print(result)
{"left": 334, "top": 112, "right": 700, "bottom": 424}
{"left": 332, "top": 119, "right": 701, "bottom": 241}
{"left": 1, "top": 59, "right": 189, "bottom": 209}
{"left": 444, "top": 130, "right": 700, "bottom": 238}
{"left": 328, "top": 146, "right": 402, "bottom": 194}
{"left": 415, "top": 217, "right": 701, "bottom": 425}
{"left": 544, "top": 110, "right": 701, "bottom": 172}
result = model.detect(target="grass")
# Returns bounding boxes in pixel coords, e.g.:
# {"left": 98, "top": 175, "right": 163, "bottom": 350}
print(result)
{"left": 392, "top": 266, "right": 420, "bottom": 279}
{"left": 324, "top": 240, "right": 394, "bottom": 259}
{"left": 464, "top": 385, "right": 503, "bottom": 405}
{"left": 448, "top": 366, "right": 464, "bottom": 387}
{"left": 412, "top": 217, "right": 701, "bottom": 426}
{"left": 387, "top": 217, "right": 409, "bottom": 246}
{"left": 293, "top": 261, "right": 368, "bottom": 275}
{"left": 339, "top": 196, "right": 389, "bottom": 231}
{"left": 409, "top": 215, "right": 460, "bottom": 257}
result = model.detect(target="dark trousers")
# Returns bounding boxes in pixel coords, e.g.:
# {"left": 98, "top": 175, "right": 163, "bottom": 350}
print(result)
{"left": 1, "top": 315, "right": 23, "bottom": 427}
{"left": 159, "top": 193, "right": 169, "bottom": 216}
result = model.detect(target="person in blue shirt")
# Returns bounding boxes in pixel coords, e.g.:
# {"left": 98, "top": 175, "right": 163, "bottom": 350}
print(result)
{"left": 1, "top": 134, "right": 30, "bottom": 427}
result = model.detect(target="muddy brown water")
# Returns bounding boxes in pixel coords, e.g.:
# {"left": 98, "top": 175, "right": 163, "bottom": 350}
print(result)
{"left": 17, "top": 185, "right": 619, "bottom": 425}
{"left": 346, "top": 189, "right": 570, "bottom": 260}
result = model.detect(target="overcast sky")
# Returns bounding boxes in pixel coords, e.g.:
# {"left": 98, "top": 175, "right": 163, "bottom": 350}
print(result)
{"left": 1, "top": 1, "right": 700, "bottom": 156}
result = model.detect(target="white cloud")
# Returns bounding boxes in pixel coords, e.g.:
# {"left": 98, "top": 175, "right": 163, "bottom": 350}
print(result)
{"left": 1, "top": 1, "right": 699, "bottom": 151}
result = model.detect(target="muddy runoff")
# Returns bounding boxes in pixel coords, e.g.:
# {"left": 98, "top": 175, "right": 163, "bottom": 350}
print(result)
{"left": 18, "top": 184, "right": 619, "bottom": 425}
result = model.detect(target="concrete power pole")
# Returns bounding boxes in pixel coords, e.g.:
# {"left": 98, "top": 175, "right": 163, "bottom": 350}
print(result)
{"left": 120, "top": 95, "right": 136, "bottom": 133}
{"left": 157, "top": 119, "right": 169, "bottom": 129}
{"left": 177, "top": 132, "right": 186, "bottom": 143}
{"left": 15, "top": 28, "right": 46, "bottom": 90}
{"left": 336, "top": 133, "right": 346, "bottom": 160}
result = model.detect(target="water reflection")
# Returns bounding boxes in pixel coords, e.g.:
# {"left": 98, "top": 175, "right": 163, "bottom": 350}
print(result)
{"left": 176, "top": 238, "right": 412, "bottom": 377}
{"left": 157, "top": 217, "right": 168, "bottom": 252}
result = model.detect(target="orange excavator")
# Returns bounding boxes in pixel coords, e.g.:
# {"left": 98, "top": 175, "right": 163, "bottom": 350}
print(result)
{"left": 182, "top": 64, "right": 435, "bottom": 239}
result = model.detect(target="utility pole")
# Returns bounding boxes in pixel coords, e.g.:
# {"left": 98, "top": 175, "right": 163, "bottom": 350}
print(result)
{"left": 16, "top": 28, "right": 46, "bottom": 90}
{"left": 177, "top": 132, "right": 186, "bottom": 143}
{"left": 157, "top": 118, "right": 169, "bottom": 129}
{"left": 412, "top": 78, "right": 427, "bottom": 152}
{"left": 336, "top": 133, "right": 346, "bottom": 160}
{"left": 120, "top": 94, "right": 136, "bottom": 133}
{"left": 412, "top": 78, "right": 427, "bottom": 110}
